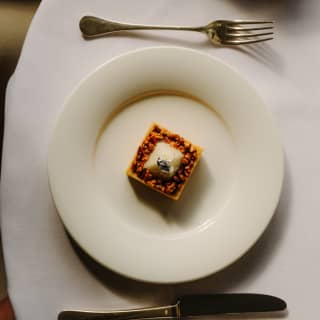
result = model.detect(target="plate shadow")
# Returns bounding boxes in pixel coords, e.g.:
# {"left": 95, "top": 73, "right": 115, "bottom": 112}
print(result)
{"left": 66, "top": 153, "right": 291, "bottom": 304}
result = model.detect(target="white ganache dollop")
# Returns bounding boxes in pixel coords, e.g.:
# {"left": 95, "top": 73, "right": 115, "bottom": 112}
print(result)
{"left": 144, "top": 142, "right": 183, "bottom": 179}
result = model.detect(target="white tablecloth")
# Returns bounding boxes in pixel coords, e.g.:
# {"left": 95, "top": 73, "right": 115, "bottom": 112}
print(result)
{"left": 1, "top": 0, "right": 320, "bottom": 319}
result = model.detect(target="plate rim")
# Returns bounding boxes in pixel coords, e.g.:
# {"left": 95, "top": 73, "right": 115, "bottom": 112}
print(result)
{"left": 48, "top": 46, "right": 284, "bottom": 283}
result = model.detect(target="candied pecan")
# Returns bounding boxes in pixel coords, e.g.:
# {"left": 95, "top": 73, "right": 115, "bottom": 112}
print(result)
{"left": 154, "top": 133, "right": 163, "bottom": 140}
{"left": 172, "top": 134, "right": 180, "bottom": 141}
{"left": 144, "top": 148, "right": 151, "bottom": 155}
{"left": 137, "top": 173, "right": 144, "bottom": 180}
{"left": 173, "top": 175, "right": 180, "bottom": 182}
{"left": 166, "top": 182, "right": 176, "bottom": 194}
{"left": 154, "top": 126, "right": 161, "bottom": 133}
{"left": 184, "top": 170, "right": 191, "bottom": 177}
{"left": 150, "top": 136, "right": 157, "bottom": 144}
{"left": 144, "top": 171, "right": 153, "bottom": 181}
{"left": 181, "top": 157, "right": 189, "bottom": 165}
{"left": 147, "top": 179, "right": 157, "bottom": 187}
{"left": 136, "top": 166, "right": 143, "bottom": 173}
{"left": 178, "top": 146, "right": 185, "bottom": 153}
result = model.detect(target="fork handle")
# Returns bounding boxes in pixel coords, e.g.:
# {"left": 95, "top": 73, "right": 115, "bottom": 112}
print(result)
{"left": 58, "top": 304, "right": 178, "bottom": 320}
{"left": 79, "top": 16, "right": 204, "bottom": 38}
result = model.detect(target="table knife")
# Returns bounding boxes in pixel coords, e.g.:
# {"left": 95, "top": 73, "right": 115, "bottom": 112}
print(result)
{"left": 58, "top": 294, "right": 287, "bottom": 320}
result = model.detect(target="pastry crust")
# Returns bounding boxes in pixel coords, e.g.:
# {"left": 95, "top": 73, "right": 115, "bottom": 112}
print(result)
{"left": 127, "top": 123, "right": 202, "bottom": 200}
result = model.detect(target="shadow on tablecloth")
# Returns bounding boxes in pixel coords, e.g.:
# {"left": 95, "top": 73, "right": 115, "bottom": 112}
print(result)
{"left": 228, "top": 0, "right": 304, "bottom": 21}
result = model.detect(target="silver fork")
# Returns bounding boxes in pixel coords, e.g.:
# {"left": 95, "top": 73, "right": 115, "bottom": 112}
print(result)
{"left": 79, "top": 16, "right": 274, "bottom": 45}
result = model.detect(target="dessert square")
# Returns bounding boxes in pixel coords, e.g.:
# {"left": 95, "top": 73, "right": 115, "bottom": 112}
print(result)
{"left": 126, "top": 123, "right": 203, "bottom": 200}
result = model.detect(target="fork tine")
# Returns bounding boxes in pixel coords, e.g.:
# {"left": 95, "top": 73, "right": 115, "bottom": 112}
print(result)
{"left": 227, "top": 26, "right": 274, "bottom": 31}
{"left": 228, "top": 20, "right": 274, "bottom": 25}
{"left": 227, "top": 32, "right": 274, "bottom": 38}
{"left": 222, "top": 37, "right": 274, "bottom": 45}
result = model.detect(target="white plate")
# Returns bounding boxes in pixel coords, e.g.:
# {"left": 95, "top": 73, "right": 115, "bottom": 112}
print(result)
{"left": 48, "top": 47, "right": 283, "bottom": 283}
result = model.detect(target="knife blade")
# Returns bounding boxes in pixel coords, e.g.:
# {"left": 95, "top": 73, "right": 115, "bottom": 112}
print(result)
{"left": 58, "top": 294, "right": 287, "bottom": 320}
{"left": 178, "top": 294, "right": 287, "bottom": 315}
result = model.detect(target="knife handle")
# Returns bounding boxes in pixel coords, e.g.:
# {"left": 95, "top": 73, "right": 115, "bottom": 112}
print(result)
{"left": 58, "top": 304, "right": 178, "bottom": 320}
